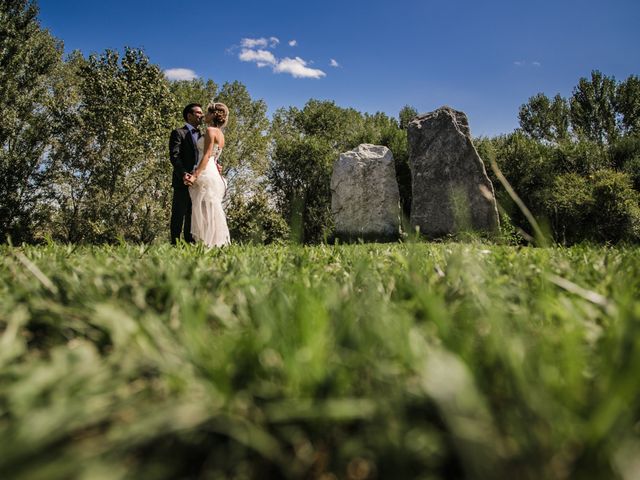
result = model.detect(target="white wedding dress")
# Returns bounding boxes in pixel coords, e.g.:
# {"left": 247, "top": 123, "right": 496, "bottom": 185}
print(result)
{"left": 189, "top": 136, "right": 230, "bottom": 247}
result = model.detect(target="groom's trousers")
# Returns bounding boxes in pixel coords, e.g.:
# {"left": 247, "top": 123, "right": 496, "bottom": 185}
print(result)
{"left": 170, "top": 187, "right": 194, "bottom": 244}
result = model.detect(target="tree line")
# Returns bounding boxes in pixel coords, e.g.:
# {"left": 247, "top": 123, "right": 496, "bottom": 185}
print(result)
{"left": 480, "top": 70, "right": 640, "bottom": 244}
{"left": 2, "top": 0, "right": 639, "bottom": 245}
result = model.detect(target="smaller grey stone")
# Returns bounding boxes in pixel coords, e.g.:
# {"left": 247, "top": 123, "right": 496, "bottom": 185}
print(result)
{"left": 331, "top": 144, "right": 401, "bottom": 241}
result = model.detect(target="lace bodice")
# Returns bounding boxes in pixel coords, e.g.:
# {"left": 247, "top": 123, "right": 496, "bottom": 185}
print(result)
{"left": 195, "top": 136, "right": 222, "bottom": 170}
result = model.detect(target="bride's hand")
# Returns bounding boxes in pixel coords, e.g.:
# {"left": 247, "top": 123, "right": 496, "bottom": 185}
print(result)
{"left": 184, "top": 172, "right": 196, "bottom": 185}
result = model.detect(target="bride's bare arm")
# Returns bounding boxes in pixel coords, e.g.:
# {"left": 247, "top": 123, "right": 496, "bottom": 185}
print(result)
{"left": 214, "top": 129, "right": 225, "bottom": 173}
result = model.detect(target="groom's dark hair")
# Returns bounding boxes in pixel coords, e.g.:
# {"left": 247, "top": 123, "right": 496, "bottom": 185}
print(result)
{"left": 182, "top": 103, "right": 202, "bottom": 122}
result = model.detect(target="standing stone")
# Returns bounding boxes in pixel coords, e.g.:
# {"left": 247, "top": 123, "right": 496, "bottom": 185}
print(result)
{"left": 408, "top": 106, "right": 499, "bottom": 237}
{"left": 331, "top": 144, "right": 401, "bottom": 241}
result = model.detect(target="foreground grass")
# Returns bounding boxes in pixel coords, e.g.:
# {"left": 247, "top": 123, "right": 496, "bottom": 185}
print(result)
{"left": 1, "top": 242, "right": 639, "bottom": 479}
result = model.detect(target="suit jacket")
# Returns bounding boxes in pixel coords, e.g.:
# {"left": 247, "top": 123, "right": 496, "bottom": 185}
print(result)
{"left": 169, "top": 126, "right": 199, "bottom": 189}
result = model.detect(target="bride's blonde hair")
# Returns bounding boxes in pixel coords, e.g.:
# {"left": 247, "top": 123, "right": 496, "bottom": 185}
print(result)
{"left": 207, "top": 102, "right": 229, "bottom": 128}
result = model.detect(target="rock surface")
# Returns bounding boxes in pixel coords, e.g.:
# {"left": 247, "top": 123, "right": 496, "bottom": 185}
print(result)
{"left": 331, "top": 144, "right": 401, "bottom": 241}
{"left": 407, "top": 107, "right": 499, "bottom": 237}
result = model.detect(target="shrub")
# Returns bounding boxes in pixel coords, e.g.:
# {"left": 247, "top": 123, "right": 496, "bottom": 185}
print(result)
{"left": 589, "top": 169, "right": 640, "bottom": 242}
{"left": 226, "top": 193, "right": 289, "bottom": 244}
{"left": 544, "top": 173, "right": 594, "bottom": 243}
{"left": 553, "top": 140, "right": 611, "bottom": 175}
{"left": 545, "top": 170, "right": 640, "bottom": 243}
{"left": 610, "top": 134, "right": 640, "bottom": 190}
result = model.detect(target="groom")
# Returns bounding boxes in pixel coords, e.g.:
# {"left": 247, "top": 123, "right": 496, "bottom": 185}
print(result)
{"left": 169, "top": 103, "right": 203, "bottom": 244}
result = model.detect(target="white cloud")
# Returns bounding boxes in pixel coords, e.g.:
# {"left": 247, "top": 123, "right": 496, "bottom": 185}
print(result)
{"left": 329, "top": 58, "right": 340, "bottom": 67}
{"left": 275, "top": 57, "right": 326, "bottom": 79}
{"left": 241, "top": 38, "right": 267, "bottom": 49}
{"left": 514, "top": 60, "right": 542, "bottom": 68}
{"left": 239, "top": 48, "right": 277, "bottom": 67}
{"left": 240, "top": 37, "right": 280, "bottom": 49}
{"left": 234, "top": 38, "right": 327, "bottom": 79}
{"left": 164, "top": 68, "right": 198, "bottom": 81}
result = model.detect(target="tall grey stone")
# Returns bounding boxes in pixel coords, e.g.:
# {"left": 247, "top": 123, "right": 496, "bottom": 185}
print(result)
{"left": 331, "top": 144, "right": 401, "bottom": 241}
{"left": 408, "top": 107, "right": 499, "bottom": 238}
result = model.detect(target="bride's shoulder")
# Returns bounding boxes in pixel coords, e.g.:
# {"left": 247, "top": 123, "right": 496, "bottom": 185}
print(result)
{"left": 206, "top": 126, "right": 224, "bottom": 140}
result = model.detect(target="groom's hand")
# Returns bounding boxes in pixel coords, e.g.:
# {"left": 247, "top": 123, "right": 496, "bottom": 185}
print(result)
{"left": 217, "top": 164, "right": 223, "bottom": 174}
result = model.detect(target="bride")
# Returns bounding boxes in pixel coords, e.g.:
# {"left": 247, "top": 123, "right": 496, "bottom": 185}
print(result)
{"left": 189, "top": 102, "right": 231, "bottom": 247}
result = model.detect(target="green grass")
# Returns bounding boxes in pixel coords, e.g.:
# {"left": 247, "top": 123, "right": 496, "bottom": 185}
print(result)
{"left": 1, "top": 242, "right": 640, "bottom": 479}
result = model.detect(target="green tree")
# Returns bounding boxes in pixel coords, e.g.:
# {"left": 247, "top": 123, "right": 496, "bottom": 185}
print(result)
{"left": 48, "top": 48, "right": 175, "bottom": 242}
{"left": 386, "top": 112, "right": 412, "bottom": 220}
{"left": 519, "top": 72, "right": 640, "bottom": 145}
{"left": 268, "top": 131, "right": 335, "bottom": 243}
{"left": 168, "top": 78, "right": 219, "bottom": 127}
{"left": 0, "top": 0, "right": 62, "bottom": 242}
{"left": 552, "top": 140, "right": 610, "bottom": 175}
{"left": 398, "top": 105, "right": 418, "bottom": 130}
{"left": 519, "top": 93, "right": 571, "bottom": 142}
{"left": 570, "top": 70, "right": 618, "bottom": 144}
{"left": 486, "top": 132, "right": 557, "bottom": 237}
{"left": 215, "top": 81, "right": 270, "bottom": 190}
{"left": 359, "top": 111, "right": 412, "bottom": 220}
{"left": 616, "top": 75, "right": 640, "bottom": 135}
{"left": 293, "top": 99, "right": 366, "bottom": 151}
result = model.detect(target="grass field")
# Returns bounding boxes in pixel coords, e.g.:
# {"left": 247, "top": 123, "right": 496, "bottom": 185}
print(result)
{"left": 1, "top": 242, "right": 640, "bottom": 479}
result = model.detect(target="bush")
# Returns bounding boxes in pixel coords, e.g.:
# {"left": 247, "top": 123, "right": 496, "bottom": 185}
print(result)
{"left": 589, "top": 169, "right": 640, "bottom": 242}
{"left": 486, "top": 132, "right": 556, "bottom": 232}
{"left": 553, "top": 140, "right": 611, "bottom": 175}
{"left": 545, "top": 169, "right": 640, "bottom": 243}
{"left": 226, "top": 193, "right": 289, "bottom": 244}
{"left": 610, "top": 134, "right": 640, "bottom": 190}
{"left": 544, "top": 173, "right": 594, "bottom": 243}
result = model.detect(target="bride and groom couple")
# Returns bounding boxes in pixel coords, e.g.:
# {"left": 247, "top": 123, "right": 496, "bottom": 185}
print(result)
{"left": 169, "top": 102, "right": 231, "bottom": 247}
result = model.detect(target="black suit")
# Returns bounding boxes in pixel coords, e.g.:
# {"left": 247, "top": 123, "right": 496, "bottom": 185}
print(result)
{"left": 169, "top": 125, "right": 200, "bottom": 244}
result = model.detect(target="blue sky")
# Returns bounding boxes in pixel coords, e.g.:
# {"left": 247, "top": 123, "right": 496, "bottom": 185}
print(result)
{"left": 38, "top": 0, "right": 640, "bottom": 137}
